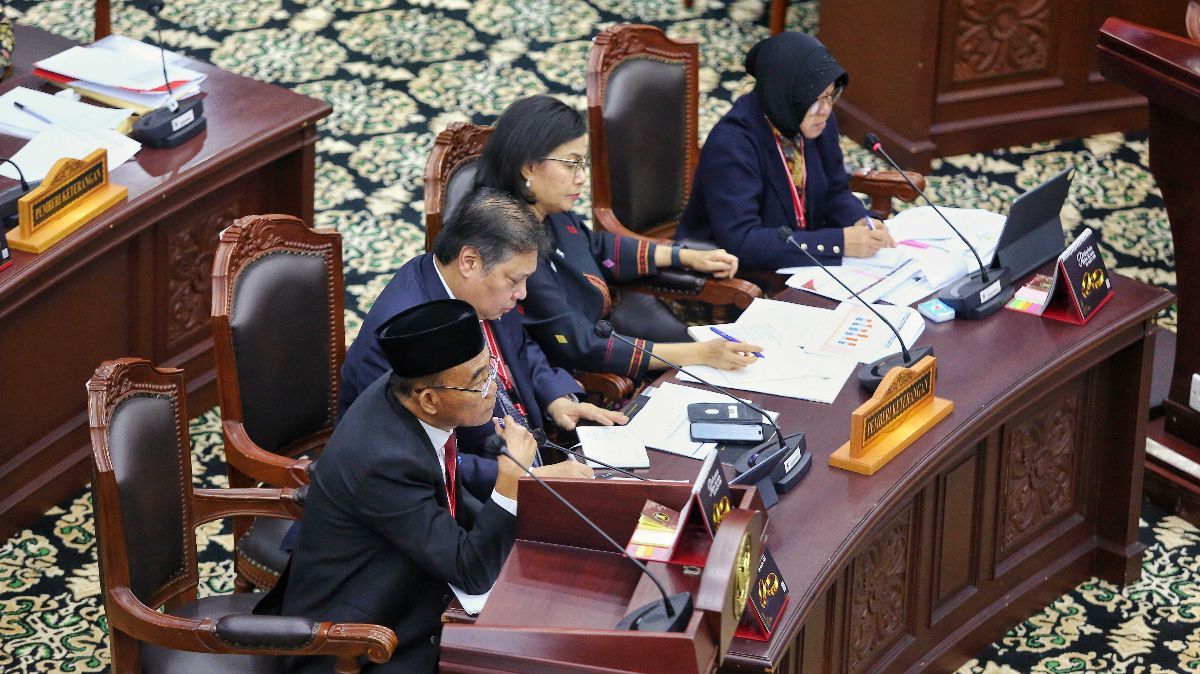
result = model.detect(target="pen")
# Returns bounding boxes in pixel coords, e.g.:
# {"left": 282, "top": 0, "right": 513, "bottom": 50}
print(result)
{"left": 13, "top": 101, "right": 54, "bottom": 125}
{"left": 709, "top": 327, "right": 764, "bottom": 358}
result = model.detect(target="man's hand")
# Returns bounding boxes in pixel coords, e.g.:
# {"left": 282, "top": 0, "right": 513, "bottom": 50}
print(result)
{"left": 492, "top": 416, "right": 537, "bottom": 500}
{"left": 680, "top": 248, "right": 739, "bottom": 278}
{"left": 546, "top": 397, "right": 628, "bottom": 431}
{"left": 532, "top": 461, "right": 595, "bottom": 479}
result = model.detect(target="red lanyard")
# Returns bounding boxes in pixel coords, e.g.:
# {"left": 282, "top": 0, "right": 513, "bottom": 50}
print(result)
{"left": 480, "top": 321, "right": 526, "bottom": 416}
{"left": 773, "top": 136, "right": 807, "bottom": 230}
{"left": 444, "top": 434, "right": 457, "bottom": 518}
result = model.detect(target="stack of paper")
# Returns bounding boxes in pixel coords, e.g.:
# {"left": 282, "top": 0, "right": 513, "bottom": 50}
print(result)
{"left": 624, "top": 382, "right": 777, "bottom": 459}
{"left": 34, "top": 40, "right": 205, "bottom": 114}
{"left": 0, "top": 87, "right": 133, "bottom": 140}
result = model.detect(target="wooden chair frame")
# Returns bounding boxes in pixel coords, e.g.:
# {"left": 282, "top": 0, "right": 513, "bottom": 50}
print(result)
{"left": 211, "top": 214, "right": 344, "bottom": 590}
{"left": 87, "top": 358, "right": 395, "bottom": 673}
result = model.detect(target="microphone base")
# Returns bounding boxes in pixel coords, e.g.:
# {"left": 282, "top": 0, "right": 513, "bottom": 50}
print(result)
{"left": 939, "top": 267, "right": 1010, "bottom": 315}
{"left": 956, "top": 286, "right": 1014, "bottom": 320}
{"left": 859, "top": 345, "right": 934, "bottom": 393}
{"left": 132, "top": 99, "right": 207, "bottom": 149}
{"left": 731, "top": 433, "right": 810, "bottom": 508}
{"left": 617, "top": 592, "right": 694, "bottom": 632}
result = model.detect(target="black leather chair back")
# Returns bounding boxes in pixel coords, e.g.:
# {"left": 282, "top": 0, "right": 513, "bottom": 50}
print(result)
{"left": 443, "top": 161, "right": 480, "bottom": 231}
{"left": 602, "top": 57, "right": 688, "bottom": 234}
{"left": 107, "top": 394, "right": 190, "bottom": 604}
{"left": 230, "top": 252, "right": 332, "bottom": 454}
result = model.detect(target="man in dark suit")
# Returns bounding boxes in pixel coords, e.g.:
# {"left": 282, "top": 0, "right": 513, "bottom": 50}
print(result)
{"left": 340, "top": 189, "right": 622, "bottom": 495}
{"left": 268, "top": 299, "right": 539, "bottom": 673}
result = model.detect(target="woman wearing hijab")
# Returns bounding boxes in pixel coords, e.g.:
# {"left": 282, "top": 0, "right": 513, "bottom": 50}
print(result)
{"left": 474, "top": 95, "right": 763, "bottom": 380}
{"left": 678, "top": 32, "right": 894, "bottom": 272}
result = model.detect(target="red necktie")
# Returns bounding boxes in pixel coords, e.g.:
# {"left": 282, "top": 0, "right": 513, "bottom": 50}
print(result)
{"left": 444, "top": 433, "right": 457, "bottom": 519}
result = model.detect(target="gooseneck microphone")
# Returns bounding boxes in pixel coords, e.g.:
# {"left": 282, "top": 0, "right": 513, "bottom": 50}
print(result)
{"left": 483, "top": 435, "right": 692, "bottom": 632}
{"left": 594, "top": 322, "right": 809, "bottom": 503}
{"left": 529, "top": 429, "right": 646, "bottom": 481}
{"left": 131, "top": 1, "right": 207, "bottom": 149}
{"left": 778, "top": 227, "right": 931, "bottom": 392}
{"left": 863, "top": 133, "right": 1011, "bottom": 319}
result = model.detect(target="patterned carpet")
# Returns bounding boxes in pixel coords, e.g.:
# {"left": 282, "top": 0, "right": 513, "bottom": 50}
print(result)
{"left": 0, "top": 0, "right": 1182, "bottom": 672}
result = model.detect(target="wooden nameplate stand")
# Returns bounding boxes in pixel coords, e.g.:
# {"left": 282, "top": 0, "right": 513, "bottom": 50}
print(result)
{"left": 439, "top": 478, "right": 765, "bottom": 674}
{"left": 7, "top": 148, "right": 127, "bottom": 254}
{"left": 831, "top": 356, "right": 953, "bottom": 476}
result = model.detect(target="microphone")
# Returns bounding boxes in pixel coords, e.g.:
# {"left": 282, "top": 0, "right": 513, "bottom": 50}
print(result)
{"left": 0, "top": 158, "right": 40, "bottom": 231}
{"left": 778, "top": 227, "right": 932, "bottom": 392}
{"left": 863, "top": 133, "right": 1011, "bottom": 319}
{"left": 529, "top": 429, "right": 646, "bottom": 481}
{"left": 131, "top": 1, "right": 207, "bottom": 149}
{"left": 594, "top": 322, "right": 809, "bottom": 503}
{"left": 482, "top": 435, "right": 693, "bottom": 632}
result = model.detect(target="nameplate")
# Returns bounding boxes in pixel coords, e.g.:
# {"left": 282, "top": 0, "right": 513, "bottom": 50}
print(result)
{"left": 8, "top": 148, "right": 128, "bottom": 254}
{"left": 831, "top": 356, "right": 953, "bottom": 476}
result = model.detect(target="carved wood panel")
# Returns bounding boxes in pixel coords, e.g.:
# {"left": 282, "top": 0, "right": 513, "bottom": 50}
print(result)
{"left": 999, "top": 392, "right": 1080, "bottom": 554}
{"left": 952, "top": 0, "right": 1052, "bottom": 82}
{"left": 847, "top": 507, "right": 913, "bottom": 674}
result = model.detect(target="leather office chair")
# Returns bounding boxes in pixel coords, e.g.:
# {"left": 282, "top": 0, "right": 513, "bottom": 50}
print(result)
{"left": 424, "top": 122, "right": 636, "bottom": 405}
{"left": 587, "top": 24, "right": 925, "bottom": 295}
{"left": 87, "top": 357, "right": 396, "bottom": 673}
{"left": 211, "top": 214, "right": 345, "bottom": 591}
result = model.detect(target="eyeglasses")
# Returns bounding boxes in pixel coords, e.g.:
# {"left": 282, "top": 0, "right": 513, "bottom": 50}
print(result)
{"left": 807, "top": 86, "right": 844, "bottom": 115}
{"left": 419, "top": 359, "right": 499, "bottom": 399}
{"left": 540, "top": 155, "right": 591, "bottom": 176}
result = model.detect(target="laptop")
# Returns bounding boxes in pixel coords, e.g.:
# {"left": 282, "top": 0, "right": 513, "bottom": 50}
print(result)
{"left": 993, "top": 167, "right": 1074, "bottom": 280}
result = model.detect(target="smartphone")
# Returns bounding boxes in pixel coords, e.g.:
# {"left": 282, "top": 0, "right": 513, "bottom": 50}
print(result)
{"left": 689, "top": 421, "right": 764, "bottom": 443}
{"left": 686, "top": 402, "right": 762, "bottom": 424}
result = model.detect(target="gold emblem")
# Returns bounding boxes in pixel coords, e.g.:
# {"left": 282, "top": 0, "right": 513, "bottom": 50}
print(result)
{"left": 757, "top": 572, "right": 780, "bottom": 605}
{"left": 732, "top": 532, "right": 753, "bottom": 612}
{"left": 712, "top": 496, "right": 732, "bottom": 527}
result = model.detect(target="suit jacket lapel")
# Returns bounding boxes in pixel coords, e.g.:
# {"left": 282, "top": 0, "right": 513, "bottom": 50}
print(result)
{"left": 384, "top": 382, "right": 451, "bottom": 511}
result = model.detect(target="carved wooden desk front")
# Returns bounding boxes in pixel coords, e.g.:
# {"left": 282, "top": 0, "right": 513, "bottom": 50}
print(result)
{"left": 633, "top": 273, "right": 1170, "bottom": 673}
{"left": 0, "top": 25, "right": 331, "bottom": 537}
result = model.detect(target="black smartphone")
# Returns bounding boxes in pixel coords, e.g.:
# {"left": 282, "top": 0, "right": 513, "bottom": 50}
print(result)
{"left": 686, "top": 402, "right": 762, "bottom": 424}
{"left": 689, "top": 421, "right": 764, "bottom": 443}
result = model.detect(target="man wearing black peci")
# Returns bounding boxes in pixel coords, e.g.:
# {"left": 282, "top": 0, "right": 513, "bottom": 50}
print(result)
{"left": 259, "top": 299, "right": 539, "bottom": 673}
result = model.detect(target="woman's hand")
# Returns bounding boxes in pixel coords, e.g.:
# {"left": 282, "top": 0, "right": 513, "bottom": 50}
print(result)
{"left": 680, "top": 248, "right": 739, "bottom": 278}
{"left": 694, "top": 339, "right": 762, "bottom": 370}
{"left": 843, "top": 226, "right": 894, "bottom": 257}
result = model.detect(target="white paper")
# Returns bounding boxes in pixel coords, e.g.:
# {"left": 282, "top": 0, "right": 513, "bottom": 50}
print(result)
{"left": 887, "top": 206, "right": 1005, "bottom": 264}
{"left": 785, "top": 258, "right": 920, "bottom": 305}
{"left": 676, "top": 347, "right": 855, "bottom": 404}
{"left": 576, "top": 425, "right": 650, "bottom": 469}
{"left": 0, "top": 86, "right": 133, "bottom": 140}
{"left": 812, "top": 303, "right": 925, "bottom": 364}
{"left": 624, "top": 382, "right": 737, "bottom": 458}
{"left": 450, "top": 584, "right": 489, "bottom": 616}
{"left": 1, "top": 128, "right": 141, "bottom": 182}
{"left": 36, "top": 45, "right": 206, "bottom": 92}
{"left": 736, "top": 298, "right": 835, "bottom": 349}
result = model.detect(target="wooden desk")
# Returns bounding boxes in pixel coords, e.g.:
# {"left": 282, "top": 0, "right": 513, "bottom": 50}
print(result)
{"left": 818, "top": 0, "right": 1191, "bottom": 171}
{"left": 0, "top": 25, "right": 331, "bottom": 538}
{"left": 627, "top": 273, "right": 1167, "bottom": 672}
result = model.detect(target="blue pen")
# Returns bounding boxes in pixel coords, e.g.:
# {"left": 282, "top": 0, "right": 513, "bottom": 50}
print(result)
{"left": 709, "top": 327, "right": 764, "bottom": 358}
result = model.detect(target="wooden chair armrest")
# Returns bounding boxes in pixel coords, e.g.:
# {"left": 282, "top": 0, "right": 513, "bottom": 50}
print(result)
{"left": 621, "top": 276, "right": 762, "bottom": 309}
{"left": 222, "top": 421, "right": 313, "bottom": 488}
{"left": 106, "top": 588, "right": 396, "bottom": 671}
{"left": 574, "top": 371, "right": 634, "bottom": 404}
{"left": 192, "top": 487, "right": 304, "bottom": 525}
{"left": 592, "top": 208, "right": 671, "bottom": 245}
{"left": 850, "top": 169, "right": 927, "bottom": 218}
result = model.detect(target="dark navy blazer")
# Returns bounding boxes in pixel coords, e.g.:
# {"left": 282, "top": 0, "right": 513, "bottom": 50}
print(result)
{"left": 339, "top": 253, "right": 583, "bottom": 495}
{"left": 679, "top": 94, "right": 869, "bottom": 271}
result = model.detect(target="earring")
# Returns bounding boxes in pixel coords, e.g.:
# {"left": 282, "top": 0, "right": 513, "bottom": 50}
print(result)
{"left": 524, "top": 178, "right": 531, "bottom": 188}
